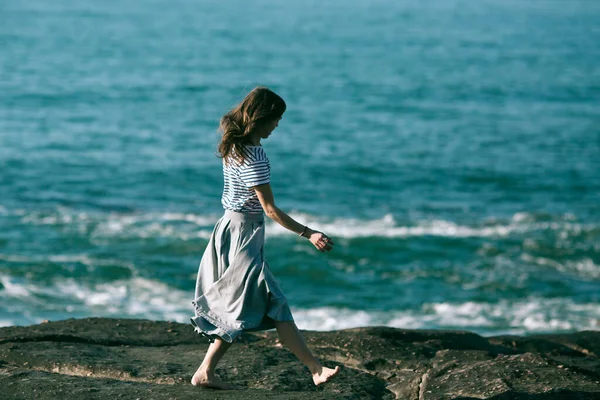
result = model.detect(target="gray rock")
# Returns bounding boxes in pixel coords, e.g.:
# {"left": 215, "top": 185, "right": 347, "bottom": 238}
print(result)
{"left": 0, "top": 319, "right": 599, "bottom": 399}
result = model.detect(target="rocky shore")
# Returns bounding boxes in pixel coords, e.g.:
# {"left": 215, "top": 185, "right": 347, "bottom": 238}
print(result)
{"left": 0, "top": 318, "right": 599, "bottom": 399}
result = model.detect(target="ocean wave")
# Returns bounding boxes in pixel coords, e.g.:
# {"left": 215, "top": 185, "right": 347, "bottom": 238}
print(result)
{"left": 268, "top": 212, "right": 527, "bottom": 238}
{"left": 0, "top": 253, "right": 135, "bottom": 270}
{"left": 1, "top": 274, "right": 598, "bottom": 335}
{"left": 13, "top": 208, "right": 215, "bottom": 241}
{"left": 4, "top": 206, "right": 596, "bottom": 240}
{"left": 0, "top": 275, "right": 192, "bottom": 325}
{"left": 292, "top": 299, "right": 600, "bottom": 335}
{"left": 521, "top": 254, "right": 600, "bottom": 280}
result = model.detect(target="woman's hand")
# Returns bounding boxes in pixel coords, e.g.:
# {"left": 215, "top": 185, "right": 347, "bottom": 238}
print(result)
{"left": 253, "top": 184, "right": 335, "bottom": 252}
{"left": 306, "top": 229, "right": 334, "bottom": 252}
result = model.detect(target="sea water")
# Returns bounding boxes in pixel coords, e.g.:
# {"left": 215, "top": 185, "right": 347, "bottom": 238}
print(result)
{"left": 1, "top": 0, "right": 599, "bottom": 335}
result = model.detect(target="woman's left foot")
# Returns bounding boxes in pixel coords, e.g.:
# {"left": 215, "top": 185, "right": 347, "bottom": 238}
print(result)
{"left": 312, "top": 365, "right": 340, "bottom": 386}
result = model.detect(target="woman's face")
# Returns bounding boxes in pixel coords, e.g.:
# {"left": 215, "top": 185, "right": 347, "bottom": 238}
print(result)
{"left": 261, "top": 117, "right": 282, "bottom": 138}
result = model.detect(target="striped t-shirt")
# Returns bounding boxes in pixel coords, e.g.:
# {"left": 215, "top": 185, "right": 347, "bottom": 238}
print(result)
{"left": 221, "top": 146, "right": 271, "bottom": 214}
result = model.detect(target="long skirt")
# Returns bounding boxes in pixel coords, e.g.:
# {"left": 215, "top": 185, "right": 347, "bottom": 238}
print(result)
{"left": 190, "top": 209, "right": 294, "bottom": 343}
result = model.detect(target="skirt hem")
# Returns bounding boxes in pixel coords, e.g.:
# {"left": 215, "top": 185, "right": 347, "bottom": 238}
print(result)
{"left": 191, "top": 297, "right": 294, "bottom": 344}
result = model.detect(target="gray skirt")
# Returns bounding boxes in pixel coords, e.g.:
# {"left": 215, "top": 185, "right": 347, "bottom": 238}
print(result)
{"left": 190, "top": 210, "right": 294, "bottom": 343}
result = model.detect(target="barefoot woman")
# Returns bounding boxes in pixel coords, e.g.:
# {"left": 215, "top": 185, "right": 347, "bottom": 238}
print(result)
{"left": 190, "top": 87, "right": 340, "bottom": 389}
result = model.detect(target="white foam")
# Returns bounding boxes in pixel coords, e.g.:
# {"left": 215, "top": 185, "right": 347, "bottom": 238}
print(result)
{"left": 0, "top": 254, "right": 35, "bottom": 263}
{"left": 0, "top": 253, "right": 136, "bottom": 273}
{"left": 1, "top": 273, "right": 598, "bottom": 335}
{"left": 568, "top": 258, "right": 600, "bottom": 279}
{"left": 291, "top": 308, "right": 376, "bottom": 331}
{"left": 430, "top": 302, "right": 494, "bottom": 327}
{"left": 13, "top": 208, "right": 216, "bottom": 241}
{"left": 0, "top": 319, "right": 14, "bottom": 327}
{"left": 292, "top": 298, "right": 600, "bottom": 335}
{"left": 42, "top": 277, "right": 193, "bottom": 323}
{"left": 157, "top": 212, "right": 215, "bottom": 225}
{"left": 0, "top": 276, "right": 30, "bottom": 297}
{"left": 7, "top": 205, "right": 595, "bottom": 240}
{"left": 268, "top": 213, "right": 521, "bottom": 239}
{"left": 512, "top": 212, "right": 532, "bottom": 223}
{"left": 264, "top": 211, "right": 596, "bottom": 239}
{"left": 521, "top": 254, "right": 600, "bottom": 280}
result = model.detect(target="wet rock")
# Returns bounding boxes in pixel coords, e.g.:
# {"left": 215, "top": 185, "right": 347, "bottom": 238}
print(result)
{"left": 420, "top": 350, "right": 600, "bottom": 399}
{"left": 0, "top": 319, "right": 599, "bottom": 399}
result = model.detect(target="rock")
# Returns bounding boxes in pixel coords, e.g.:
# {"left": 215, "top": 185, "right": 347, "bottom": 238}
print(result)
{"left": 0, "top": 319, "right": 599, "bottom": 399}
{"left": 420, "top": 350, "right": 600, "bottom": 399}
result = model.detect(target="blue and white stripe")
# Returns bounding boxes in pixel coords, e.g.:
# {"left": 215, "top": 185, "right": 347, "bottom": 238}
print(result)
{"left": 221, "top": 146, "right": 271, "bottom": 214}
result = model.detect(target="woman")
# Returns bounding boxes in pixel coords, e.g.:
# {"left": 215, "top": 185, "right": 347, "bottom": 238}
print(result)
{"left": 190, "top": 86, "right": 340, "bottom": 389}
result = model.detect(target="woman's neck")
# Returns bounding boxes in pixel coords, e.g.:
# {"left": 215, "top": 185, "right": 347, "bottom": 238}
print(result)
{"left": 249, "top": 132, "right": 262, "bottom": 146}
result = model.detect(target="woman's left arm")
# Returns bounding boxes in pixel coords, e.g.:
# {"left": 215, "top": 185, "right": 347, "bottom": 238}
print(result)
{"left": 253, "top": 183, "right": 333, "bottom": 252}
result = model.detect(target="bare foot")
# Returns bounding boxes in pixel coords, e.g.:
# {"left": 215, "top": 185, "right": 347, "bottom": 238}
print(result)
{"left": 191, "top": 369, "right": 240, "bottom": 390}
{"left": 312, "top": 365, "right": 340, "bottom": 386}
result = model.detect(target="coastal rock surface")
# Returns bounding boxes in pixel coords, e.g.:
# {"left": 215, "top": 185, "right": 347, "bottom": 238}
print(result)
{"left": 0, "top": 318, "right": 599, "bottom": 399}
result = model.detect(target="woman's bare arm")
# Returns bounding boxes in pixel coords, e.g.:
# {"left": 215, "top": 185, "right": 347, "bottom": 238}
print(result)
{"left": 253, "top": 183, "right": 333, "bottom": 252}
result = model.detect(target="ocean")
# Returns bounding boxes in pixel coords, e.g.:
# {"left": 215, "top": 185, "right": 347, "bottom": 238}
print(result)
{"left": 1, "top": 0, "right": 599, "bottom": 336}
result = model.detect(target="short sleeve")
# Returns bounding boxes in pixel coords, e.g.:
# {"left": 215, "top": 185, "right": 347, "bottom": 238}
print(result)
{"left": 238, "top": 158, "right": 270, "bottom": 188}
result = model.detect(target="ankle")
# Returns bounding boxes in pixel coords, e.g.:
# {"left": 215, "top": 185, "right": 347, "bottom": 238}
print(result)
{"left": 308, "top": 362, "right": 323, "bottom": 375}
{"left": 195, "top": 364, "right": 213, "bottom": 376}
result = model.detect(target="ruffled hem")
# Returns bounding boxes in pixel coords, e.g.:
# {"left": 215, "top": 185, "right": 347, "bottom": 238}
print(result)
{"left": 190, "top": 315, "right": 234, "bottom": 343}
{"left": 190, "top": 296, "right": 294, "bottom": 344}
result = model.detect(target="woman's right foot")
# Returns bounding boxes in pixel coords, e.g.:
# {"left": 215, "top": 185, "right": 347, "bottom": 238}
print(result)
{"left": 312, "top": 365, "right": 340, "bottom": 386}
{"left": 191, "top": 369, "right": 240, "bottom": 390}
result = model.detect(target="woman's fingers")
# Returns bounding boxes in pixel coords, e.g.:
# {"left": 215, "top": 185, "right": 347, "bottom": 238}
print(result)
{"left": 322, "top": 243, "right": 333, "bottom": 250}
{"left": 316, "top": 243, "right": 332, "bottom": 252}
{"left": 311, "top": 232, "right": 334, "bottom": 252}
{"left": 321, "top": 236, "right": 334, "bottom": 246}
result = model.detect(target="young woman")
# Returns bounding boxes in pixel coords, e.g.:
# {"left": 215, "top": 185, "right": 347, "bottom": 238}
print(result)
{"left": 190, "top": 86, "right": 340, "bottom": 389}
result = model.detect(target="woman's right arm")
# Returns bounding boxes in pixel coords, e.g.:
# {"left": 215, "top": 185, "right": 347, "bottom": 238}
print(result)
{"left": 253, "top": 183, "right": 334, "bottom": 252}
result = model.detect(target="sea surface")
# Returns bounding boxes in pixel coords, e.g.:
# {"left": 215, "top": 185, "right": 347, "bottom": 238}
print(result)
{"left": 1, "top": 0, "right": 599, "bottom": 336}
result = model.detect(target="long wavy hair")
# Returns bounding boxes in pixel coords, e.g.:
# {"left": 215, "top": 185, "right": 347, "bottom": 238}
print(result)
{"left": 218, "top": 86, "right": 286, "bottom": 164}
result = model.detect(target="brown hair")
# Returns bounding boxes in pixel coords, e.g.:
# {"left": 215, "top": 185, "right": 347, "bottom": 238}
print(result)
{"left": 217, "top": 86, "right": 286, "bottom": 164}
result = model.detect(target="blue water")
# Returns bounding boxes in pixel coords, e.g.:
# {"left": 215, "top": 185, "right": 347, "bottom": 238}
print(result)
{"left": 1, "top": 0, "right": 599, "bottom": 336}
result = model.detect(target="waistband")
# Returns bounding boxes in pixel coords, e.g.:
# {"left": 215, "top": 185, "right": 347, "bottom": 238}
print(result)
{"left": 224, "top": 209, "right": 265, "bottom": 223}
